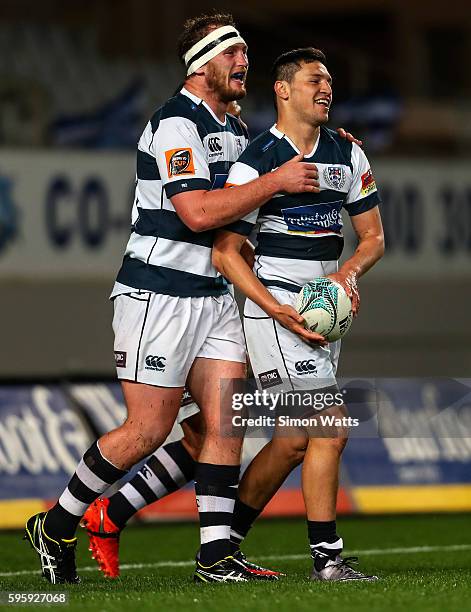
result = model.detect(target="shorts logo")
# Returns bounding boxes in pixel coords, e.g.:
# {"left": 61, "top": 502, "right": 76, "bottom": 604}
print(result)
{"left": 323, "top": 166, "right": 346, "bottom": 191}
{"left": 114, "top": 351, "right": 127, "bottom": 368}
{"left": 208, "top": 136, "right": 222, "bottom": 153}
{"left": 145, "top": 355, "right": 166, "bottom": 371}
{"left": 361, "top": 169, "right": 376, "bottom": 196}
{"left": 165, "top": 148, "right": 195, "bottom": 177}
{"left": 181, "top": 388, "right": 194, "bottom": 407}
{"left": 295, "top": 360, "right": 317, "bottom": 375}
{"left": 258, "top": 368, "right": 282, "bottom": 389}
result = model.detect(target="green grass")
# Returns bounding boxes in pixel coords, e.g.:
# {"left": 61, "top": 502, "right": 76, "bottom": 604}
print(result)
{"left": 1, "top": 515, "right": 470, "bottom": 611}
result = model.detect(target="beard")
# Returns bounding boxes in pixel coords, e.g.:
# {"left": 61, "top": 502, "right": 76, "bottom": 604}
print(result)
{"left": 206, "top": 63, "right": 246, "bottom": 103}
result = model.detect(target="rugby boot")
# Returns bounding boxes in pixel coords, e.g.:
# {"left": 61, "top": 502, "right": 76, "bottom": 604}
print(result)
{"left": 81, "top": 497, "right": 121, "bottom": 578}
{"left": 24, "top": 512, "right": 80, "bottom": 584}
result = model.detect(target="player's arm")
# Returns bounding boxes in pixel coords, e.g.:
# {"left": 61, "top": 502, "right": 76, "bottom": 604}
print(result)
{"left": 212, "top": 230, "right": 326, "bottom": 345}
{"left": 328, "top": 207, "right": 384, "bottom": 315}
{"left": 171, "top": 155, "right": 318, "bottom": 232}
{"left": 328, "top": 144, "right": 384, "bottom": 315}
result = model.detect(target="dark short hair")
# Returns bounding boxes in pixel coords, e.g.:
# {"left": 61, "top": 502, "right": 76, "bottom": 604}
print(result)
{"left": 177, "top": 11, "right": 237, "bottom": 66}
{"left": 271, "top": 47, "right": 327, "bottom": 84}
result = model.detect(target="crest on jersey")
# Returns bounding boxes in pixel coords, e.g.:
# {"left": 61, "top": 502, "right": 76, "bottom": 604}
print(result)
{"left": 165, "top": 148, "right": 195, "bottom": 177}
{"left": 323, "top": 166, "right": 346, "bottom": 191}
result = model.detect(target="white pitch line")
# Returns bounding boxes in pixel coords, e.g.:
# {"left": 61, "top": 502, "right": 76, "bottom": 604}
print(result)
{"left": 1, "top": 544, "right": 471, "bottom": 578}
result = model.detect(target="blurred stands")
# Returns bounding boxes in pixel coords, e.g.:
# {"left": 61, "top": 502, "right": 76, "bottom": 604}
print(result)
{"left": 0, "top": 0, "right": 469, "bottom": 153}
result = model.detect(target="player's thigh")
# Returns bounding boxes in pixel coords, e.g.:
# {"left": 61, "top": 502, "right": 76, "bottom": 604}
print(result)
{"left": 188, "top": 293, "right": 246, "bottom": 430}
{"left": 112, "top": 292, "right": 209, "bottom": 387}
{"left": 187, "top": 357, "right": 245, "bottom": 434}
{"left": 120, "top": 380, "right": 183, "bottom": 438}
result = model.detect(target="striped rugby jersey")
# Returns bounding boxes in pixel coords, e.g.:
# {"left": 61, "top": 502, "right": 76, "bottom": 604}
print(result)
{"left": 224, "top": 124, "right": 381, "bottom": 292}
{"left": 111, "top": 88, "right": 248, "bottom": 298}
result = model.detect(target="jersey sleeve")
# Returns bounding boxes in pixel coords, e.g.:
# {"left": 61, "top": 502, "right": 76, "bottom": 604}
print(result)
{"left": 343, "top": 143, "right": 381, "bottom": 216}
{"left": 153, "top": 116, "right": 211, "bottom": 199}
{"left": 221, "top": 160, "right": 260, "bottom": 236}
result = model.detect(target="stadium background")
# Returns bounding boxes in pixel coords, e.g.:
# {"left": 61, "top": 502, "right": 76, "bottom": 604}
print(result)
{"left": 1, "top": 0, "right": 470, "bottom": 530}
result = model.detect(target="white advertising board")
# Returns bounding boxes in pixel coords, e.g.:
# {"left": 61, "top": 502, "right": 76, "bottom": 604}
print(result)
{"left": 0, "top": 151, "right": 469, "bottom": 279}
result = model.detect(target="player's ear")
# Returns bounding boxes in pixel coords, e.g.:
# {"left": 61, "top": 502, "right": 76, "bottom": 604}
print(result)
{"left": 274, "top": 80, "right": 289, "bottom": 102}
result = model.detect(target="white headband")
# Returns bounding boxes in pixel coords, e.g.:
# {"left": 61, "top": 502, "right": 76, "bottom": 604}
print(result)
{"left": 184, "top": 25, "right": 246, "bottom": 76}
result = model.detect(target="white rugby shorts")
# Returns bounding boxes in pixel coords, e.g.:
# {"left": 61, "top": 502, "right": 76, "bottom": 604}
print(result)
{"left": 244, "top": 286, "right": 340, "bottom": 392}
{"left": 112, "top": 292, "right": 245, "bottom": 387}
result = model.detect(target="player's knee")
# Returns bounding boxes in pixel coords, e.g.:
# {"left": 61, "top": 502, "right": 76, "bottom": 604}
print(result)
{"left": 181, "top": 429, "right": 204, "bottom": 460}
{"left": 311, "top": 436, "right": 348, "bottom": 455}
{"left": 275, "top": 437, "right": 307, "bottom": 467}
{"left": 121, "top": 420, "right": 166, "bottom": 456}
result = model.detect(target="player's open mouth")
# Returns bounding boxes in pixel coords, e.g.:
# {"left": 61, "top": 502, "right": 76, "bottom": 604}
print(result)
{"left": 231, "top": 72, "right": 246, "bottom": 83}
{"left": 315, "top": 98, "right": 330, "bottom": 108}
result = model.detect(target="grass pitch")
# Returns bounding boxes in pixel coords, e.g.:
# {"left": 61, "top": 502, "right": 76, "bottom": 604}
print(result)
{"left": 1, "top": 515, "right": 470, "bottom": 611}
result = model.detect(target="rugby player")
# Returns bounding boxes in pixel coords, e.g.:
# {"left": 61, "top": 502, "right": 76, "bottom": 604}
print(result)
{"left": 211, "top": 47, "right": 385, "bottom": 581}
{"left": 24, "top": 13, "right": 325, "bottom": 585}
{"left": 78, "top": 107, "right": 365, "bottom": 584}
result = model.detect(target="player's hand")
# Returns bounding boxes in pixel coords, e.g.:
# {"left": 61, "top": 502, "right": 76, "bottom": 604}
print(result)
{"left": 273, "top": 153, "right": 320, "bottom": 194}
{"left": 270, "top": 303, "right": 327, "bottom": 345}
{"left": 336, "top": 128, "right": 363, "bottom": 147}
{"left": 327, "top": 271, "right": 360, "bottom": 316}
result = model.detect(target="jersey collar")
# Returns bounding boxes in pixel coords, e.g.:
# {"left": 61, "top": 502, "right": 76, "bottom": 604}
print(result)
{"left": 180, "top": 87, "right": 227, "bottom": 126}
{"left": 270, "top": 123, "right": 320, "bottom": 158}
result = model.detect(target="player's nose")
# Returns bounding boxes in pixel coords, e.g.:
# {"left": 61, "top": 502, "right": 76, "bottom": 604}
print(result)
{"left": 236, "top": 50, "right": 249, "bottom": 68}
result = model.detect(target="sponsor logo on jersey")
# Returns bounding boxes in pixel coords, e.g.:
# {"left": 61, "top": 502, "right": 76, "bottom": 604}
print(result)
{"left": 145, "top": 355, "right": 166, "bottom": 371}
{"left": 208, "top": 136, "right": 222, "bottom": 153}
{"left": 114, "top": 351, "right": 127, "bottom": 368}
{"left": 323, "top": 166, "right": 346, "bottom": 191}
{"left": 204, "top": 133, "right": 225, "bottom": 160}
{"left": 165, "top": 148, "right": 195, "bottom": 177}
{"left": 361, "top": 169, "right": 376, "bottom": 196}
{"left": 294, "top": 360, "right": 318, "bottom": 375}
{"left": 281, "top": 202, "right": 343, "bottom": 234}
{"left": 258, "top": 368, "right": 282, "bottom": 389}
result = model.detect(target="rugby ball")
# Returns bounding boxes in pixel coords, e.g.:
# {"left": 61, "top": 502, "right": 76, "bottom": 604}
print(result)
{"left": 295, "top": 277, "right": 353, "bottom": 342}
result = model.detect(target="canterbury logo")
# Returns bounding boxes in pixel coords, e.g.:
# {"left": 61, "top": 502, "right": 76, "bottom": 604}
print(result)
{"left": 145, "top": 355, "right": 166, "bottom": 371}
{"left": 295, "top": 360, "right": 317, "bottom": 374}
{"left": 207, "top": 136, "right": 222, "bottom": 153}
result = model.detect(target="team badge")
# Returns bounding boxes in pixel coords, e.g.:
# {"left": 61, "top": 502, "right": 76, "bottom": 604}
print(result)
{"left": 323, "top": 166, "right": 346, "bottom": 190}
{"left": 165, "top": 148, "right": 195, "bottom": 177}
{"left": 361, "top": 169, "right": 376, "bottom": 196}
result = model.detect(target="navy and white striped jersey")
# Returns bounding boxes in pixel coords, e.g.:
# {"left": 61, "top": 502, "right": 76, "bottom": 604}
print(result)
{"left": 111, "top": 88, "right": 248, "bottom": 298}
{"left": 224, "top": 124, "right": 381, "bottom": 292}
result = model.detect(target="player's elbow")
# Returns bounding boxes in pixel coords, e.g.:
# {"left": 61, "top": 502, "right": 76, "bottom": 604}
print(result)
{"left": 183, "top": 213, "right": 208, "bottom": 233}
{"left": 375, "top": 232, "right": 385, "bottom": 259}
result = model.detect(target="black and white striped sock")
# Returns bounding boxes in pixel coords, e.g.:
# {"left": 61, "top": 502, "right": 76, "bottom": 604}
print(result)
{"left": 195, "top": 462, "right": 240, "bottom": 566}
{"left": 229, "top": 498, "right": 262, "bottom": 552}
{"left": 43, "top": 441, "right": 126, "bottom": 540}
{"left": 107, "top": 440, "right": 195, "bottom": 529}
